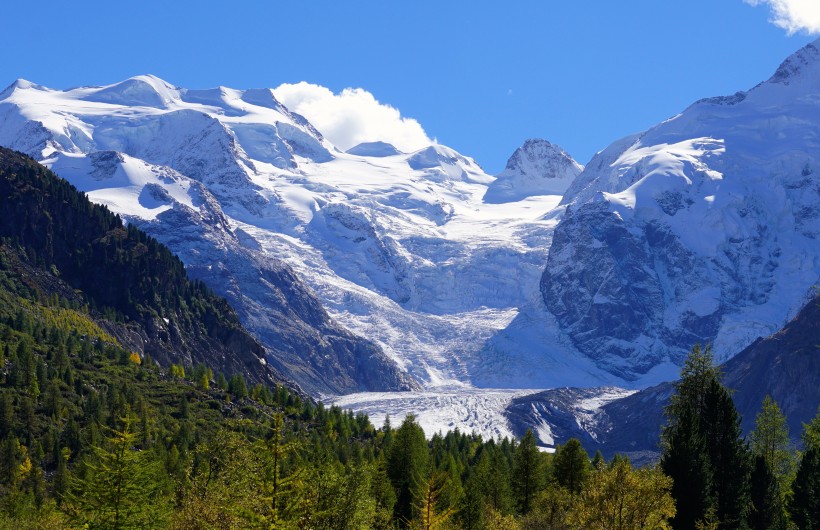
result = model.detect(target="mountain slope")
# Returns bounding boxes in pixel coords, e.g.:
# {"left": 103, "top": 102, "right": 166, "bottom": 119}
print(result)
{"left": 0, "top": 75, "right": 600, "bottom": 395}
{"left": 506, "top": 292, "right": 820, "bottom": 459}
{"left": 0, "top": 146, "right": 289, "bottom": 387}
{"left": 0, "top": 79, "right": 415, "bottom": 395}
{"left": 484, "top": 138, "right": 582, "bottom": 203}
{"left": 541, "top": 38, "right": 820, "bottom": 380}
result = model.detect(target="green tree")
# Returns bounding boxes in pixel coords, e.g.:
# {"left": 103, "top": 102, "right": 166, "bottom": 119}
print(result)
{"left": 700, "top": 378, "right": 750, "bottom": 528}
{"left": 661, "top": 345, "right": 750, "bottom": 530}
{"left": 750, "top": 395, "right": 795, "bottom": 520}
{"left": 64, "top": 420, "right": 168, "bottom": 529}
{"left": 512, "top": 430, "right": 544, "bottom": 515}
{"left": 748, "top": 455, "right": 780, "bottom": 530}
{"left": 475, "top": 443, "right": 513, "bottom": 515}
{"left": 802, "top": 405, "right": 820, "bottom": 451}
{"left": 459, "top": 472, "right": 486, "bottom": 530}
{"left": 414, "top": 470, "right": 456, "bottom": 530}
{"left": 789, "top": 446, "right": 820, "bottom": 530}
{"left": 552, "top": 438, "right": 589, "bottom": 496}
{"left": 387, "top": 415, "right": 429, "bottom": 526}
{"left": 751, "top": 396, "right": 793, "bottom": 476}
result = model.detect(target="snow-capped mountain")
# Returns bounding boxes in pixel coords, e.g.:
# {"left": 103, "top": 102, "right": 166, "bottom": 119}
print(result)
{"left": 541, "top": 38, "right": 820, "bottom": 380}
{"left": 0, "top": 75, "right": 414, "bottom": 395}
{"left": 484, "top": 138, "right": 583, "bottom": 203}
{"left": 0, "top": 74, "right": 597, "bottom": 398}
{"left": 1, "top": 37, "right": 817, "bottom": 445}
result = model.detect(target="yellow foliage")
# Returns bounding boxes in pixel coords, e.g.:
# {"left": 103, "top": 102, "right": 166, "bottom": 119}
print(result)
{"left": 18, "top": 456, "right": 32, "bottom": 482}
{"left": 567, "top": 459, "right": 676, "bottom": 530}
{"left": 129, "top": 352, "right": 142, "bottom": 365}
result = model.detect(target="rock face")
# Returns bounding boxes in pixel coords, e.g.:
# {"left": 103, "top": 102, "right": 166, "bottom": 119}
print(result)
{"left": 541, "top": 38, "right": 820, "bottom": 379}
{"left": 0, "top": 74, "right": 593, "bottom": 394}
{"left": 0, "top": 147, "right": 293, "bottom": 391}
{"left": 484, "top": 139, "right": 582, "bottom": 203}
{"left": 507, "top": 293, "right": 820, "bottom": 461}
{"left": 0, "top": 76, "right": 414, "bottom": 395}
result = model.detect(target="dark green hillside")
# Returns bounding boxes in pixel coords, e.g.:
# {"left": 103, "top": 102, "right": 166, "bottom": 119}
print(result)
{"left": 0, "top": 147, "right": 284, "bottom": 387}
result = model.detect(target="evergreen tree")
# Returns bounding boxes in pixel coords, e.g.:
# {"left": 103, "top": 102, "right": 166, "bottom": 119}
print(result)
{"left": 552, "top": 438, "right": 589, "bottom": 496}
{"left": 750, "top": 396, "right": 795, "bottom": 489}
{"left": 802, "top": 405, "right": 820, "bottom": 451}
{"left": 750, "top": 394, "right": 794, "bottom": 530}
{"left": 591, "top": 449, "right": 605, "bottom": 470}
{"left": 661, "top": 403, "right": 714, "bottom": 529}
{"left": 475, "top": 444, "right": 513, "bottom": 514}
{"left": 512, "top": 429, "right": 544, "bottom": 515}
{"left": 789, "top": 446, "right": 820, "bottom": 530}
{"left": 65, "top": 420, "right": 169, "bottom": 529}
{"left": 661, "top": 345, "right": 750, "bottom": 530}
{"left": 748, "top": 455, "right": 780, "bottom": 530}
{"left": 387, "top": 415, "right": 429, "bottom": 526}
{"left": 458, "top": 472, "right": 486, "bottom": 530}
{"left": 0, "top": 393, "right": 13, "bottom": 439}
{"left": 414, "top": 470, "right": 456, "bottom": 530}
{"left": 701, "top": 378, "right": 750, "bottom": 528}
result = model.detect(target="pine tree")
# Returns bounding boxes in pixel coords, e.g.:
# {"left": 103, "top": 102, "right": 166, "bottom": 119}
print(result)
{"left": 661, "top": 345, "right": 750, "bottom": 530}
{"left": 552, "top": 438, "right": 589, "bottom": 496}
{"left": 750, "top": 394, "right": 794, "bottom": 529}
{"left": 475, "top": 444, "right": 513, "bottom": 514}
{"left": 258, "top": 413, "right": 302, "bottom": 524}
{"left": 414, "top": 470, "right": 456, "bottom": 530}
{"left": 789, "top": 446, "right": 820, "bottom": 530}
{"left": 388, "top": 415, "right": 429, "bottom": 527}
{"left": 662, "top": 404, "right": 714, "bottom": 529}
{"left": 751, "top": 396, "right": 794, "bottom": 480}
{"left": 802, "top": 405, "right": 820, "bottom": 451}
{"left": 458, "top": 472, "right": 486, "bottom": 530}
{"left": 0, "top": 393, "right": 14, "bottom": 439}
{"left": 64, "top": 419, "right": 169, "bottom": 529}
{"left": 512, "top": 429, "right": 544, "bottom": 515}
{"left": 700, "top": 378, "right": 750, "bottom": 527}
{"left": 748, "top": 455, "right": 780, "bottom": 530}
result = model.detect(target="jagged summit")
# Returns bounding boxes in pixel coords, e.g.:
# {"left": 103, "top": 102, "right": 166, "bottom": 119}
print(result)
{"left": 484, "top": 138, "right": 582, "bottom": 203}
{"left": 767, "top": 36, "right": 820, "bottom": 86}
{"left": 0, "top": 74, "right": 581, "bottom": 394}
{"left": 542, "top": 37, "right": 820, "bottom": 380}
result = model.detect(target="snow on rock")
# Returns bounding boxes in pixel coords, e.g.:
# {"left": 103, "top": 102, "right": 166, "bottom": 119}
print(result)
{"left": 542, "top": 37, "right": 820, "bottom": 379}
{"left": 347, "top": 141, "right": 403, "bottom": 157}
{"left": 484, "top": 139, "right": 583, "bottom": 203}
{"left": 0, "top": 74, "right": 599, "bottom": 400}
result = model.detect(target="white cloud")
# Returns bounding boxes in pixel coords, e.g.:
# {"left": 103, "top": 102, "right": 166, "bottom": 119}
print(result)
{"left": 272, "top": 82, "right": 432, "bottom": 153}
{"left": 745, "top": 0, "right": 820, "bottom": 34}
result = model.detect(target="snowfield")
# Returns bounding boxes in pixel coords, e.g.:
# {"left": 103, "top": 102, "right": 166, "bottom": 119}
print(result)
{"left": 1, "top": 37, "right": 818, "bottom": 444}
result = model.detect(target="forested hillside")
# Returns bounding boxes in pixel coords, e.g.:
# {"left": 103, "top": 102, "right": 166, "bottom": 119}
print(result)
{"left": 0, "top": 147, "right": 818, "bottom": 529}
{"left": 0, "top": 147, "right": 284, "bottom": 386}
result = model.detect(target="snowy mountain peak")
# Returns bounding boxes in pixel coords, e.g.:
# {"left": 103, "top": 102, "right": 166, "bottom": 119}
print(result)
{"left": 484, "top": 138, "right": 583, "bottom": 203}
{"left": 347, "top": 141, "right": 403, "bottom": 157}
{"left": 542, "top": 40, "right": 820, "bottom": 380}
{"left": 767, "top": 37, "right": 820, "bottom": 86}
{"left": 83, "top": 75, "right": 180, "bottom": 108}
{"left": 0, "top": 78, "right": 41, "bottom": 98}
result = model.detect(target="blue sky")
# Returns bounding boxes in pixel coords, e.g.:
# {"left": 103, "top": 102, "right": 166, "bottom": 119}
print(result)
{"left": 1, "top": 1, "right": 817, "bottom": 172}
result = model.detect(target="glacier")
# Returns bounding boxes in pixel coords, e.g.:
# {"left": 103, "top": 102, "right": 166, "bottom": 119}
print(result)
{"left": 0, "top": 37, "right": 817, "bottom": 445}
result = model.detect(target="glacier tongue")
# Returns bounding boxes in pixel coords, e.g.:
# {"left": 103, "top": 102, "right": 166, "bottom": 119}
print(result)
{"left": 0, "top": 75, "right": 603, "bottom": 398}
{"left": 1, "top": 35, "right": 817, "bottom": 442}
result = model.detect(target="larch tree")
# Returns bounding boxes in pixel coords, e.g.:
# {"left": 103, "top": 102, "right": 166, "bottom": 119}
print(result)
{"left": 512, "top": 429, "right": 544, "bottom": 515}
